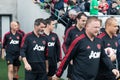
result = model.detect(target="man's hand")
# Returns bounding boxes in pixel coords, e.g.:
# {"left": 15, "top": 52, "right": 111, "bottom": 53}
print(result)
{"left": 46, "top": 67, "right": 49, "bottom": 73}
{"left": 52, "top": 75, "right": 59, "bottom": 80}
{"left": 45, "top": 60, "right": 49, "bottom": 73}
{"left": 70, "top": 60, "right": 73, "bottom": 65}
{"left": 1, "top": 49, "right": 5, "bottom": 60}
{"left": 22, "top": 57, "right": 32, "bottom": 71}
{"left": 25, "top": 63, "right": 32, "bottom": 71}
{"left": 19, "top": 56, "right": 22, "bottom": 61}
{"left": 58, "top": 61, "right": 61, "bottom": 66}
{"left": 105, "top": 47, "right": 116, "bottom": 61}
{"left": 112, "top": 69, "right": 120, "bottom": 79}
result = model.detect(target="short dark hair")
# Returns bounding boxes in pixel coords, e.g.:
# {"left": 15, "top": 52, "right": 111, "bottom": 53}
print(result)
{"left": 76, "top": 12, "right": 87, "bottom": 19}
{"left": 34, "top": 18, "right": 45, "bottom": 26}
{"left": 45, "top": 18, "right": 54, "bottom": 25}
{"left": 16, "top": 21, "right": 20, "bottom": 25}
{"left": 112, "top": 1, "right": 117, "bottom": 4}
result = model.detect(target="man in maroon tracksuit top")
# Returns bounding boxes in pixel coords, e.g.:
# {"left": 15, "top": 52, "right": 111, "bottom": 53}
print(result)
{"left": 44, "top": 18, "right": 62, "bottom": 80}
{"left": 62, "top": 12, "right": 87, "bottom": 80}
{"left": 52, "top": 17, "right": 119, "bottom": 80}
{"left": 96, "top": 17, "right": 119, "bottom": 80}
{"left": 16, "top": 21, "right": 25, "bottom": 37}
{"left": 2, "top": 21, "right": 22, "bottom": 80}
{"left": 20, "top": 18, "right": 48, "bottom": 80}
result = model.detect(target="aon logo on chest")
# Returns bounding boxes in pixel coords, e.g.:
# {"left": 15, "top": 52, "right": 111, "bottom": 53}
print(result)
{"left": 48, "top": 42, "right": 55, "bottom": 47}
{"left": 10, "top": 40, "right": 19, "bottom": 44}
{"left": 33, "top": 44, "right": 45, "bottom": 51}
{"left": 89, "top": 51, "right": 100, "bottom": 59}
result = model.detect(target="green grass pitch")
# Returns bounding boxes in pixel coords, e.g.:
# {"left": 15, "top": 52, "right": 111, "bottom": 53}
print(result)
{"left": 0, "top": 59, "right": 64, "bottom": 80}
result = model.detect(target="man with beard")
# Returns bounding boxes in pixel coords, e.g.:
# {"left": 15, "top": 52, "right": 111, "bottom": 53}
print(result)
{"left": 20, "top": 18, "right": 48, "bottom": 80}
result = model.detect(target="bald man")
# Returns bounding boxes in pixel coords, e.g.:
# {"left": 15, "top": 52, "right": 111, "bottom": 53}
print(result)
{"left": 52, "top": 17, "right": 119, "bottom": 80}
{"left": 96, "top": 17, "right": 119, "bottom": 80}
{"left": 2, "top": 21, "right": 22, "bottom": 80}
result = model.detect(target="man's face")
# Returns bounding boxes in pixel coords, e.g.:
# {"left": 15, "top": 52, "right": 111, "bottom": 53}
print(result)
{"left": 69, "top": 14, "right": 76, "bottom": 20}
{"left": 77, "top": 15, "right": 87, "bottom": 28}
{"left": 11, "top": 22, "right": 19, "bottom": 31}
{"left": 37, "top": 23, "right": 46, "bottom": 34}
{"left": 108, "top": 21, "right": 118, "bottom": 35}
{"left": 49, "top": 21, "right": 56, "bottom": 31}
{"left": 16, "top": 24, "right": 20, "bottom": 31}
{"left": 87, "top": 20, "right": 100, "bottom": 37}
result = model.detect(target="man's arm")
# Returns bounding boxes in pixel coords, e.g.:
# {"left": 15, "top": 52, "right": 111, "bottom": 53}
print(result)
{"left": 101, "top": 46, "right": 119, "bottom": 78}
{"left": 20, "top": 34, "right": 31, "bottom": 71}
{"left": 1, "top": 33, "right": 7, "bottom": 59}
{"left": 1, "top": 49, "right": 5, "bottom": 59}
{"left": 53, "top": 34, "right": 85, "bottom": 79}
{"left": 46, "top": 60, "right": 49, "bottom": 73}
{"left": 44, "top": 38, "right": 49, "bottom": 73}
{"left": 62, "top": 27, "right": 74, "bottom": 54}
{"left": 56, "top": 36, "right": 62, "bottom": 62}
{"left": 53, "top": 41, "right": 78, "bottom": 78}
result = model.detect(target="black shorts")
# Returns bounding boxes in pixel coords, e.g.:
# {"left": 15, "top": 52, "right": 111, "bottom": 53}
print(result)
{"left": 29, "top": 62, "right": 47, "bottom": 73}
{"left": 25, "top": 70, "right": 48, "bottom": 80}
{"left": 6, "top": 53, "right": 21, "bottom": 66}
{"left": 47, "top": 65, "right": 57, "bottom": 76}
{"left": 25, "top": 62, "right": 48, "bottom": 80}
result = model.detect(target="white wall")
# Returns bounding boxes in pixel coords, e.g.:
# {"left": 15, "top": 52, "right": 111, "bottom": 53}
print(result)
{"left": 98, "top": 15, "right": 120, "bottom": 27}
{"left": 0, "top": 0, "right": 17, "bottom": 20}
{"left": 0, "top": 0, "right": 17, "bottom": 41}
{"left": 17, "top": 0, "right": 50, "bottom": 33}
{"left": 1, "top": 16, "right": 11, "bottom": 40}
